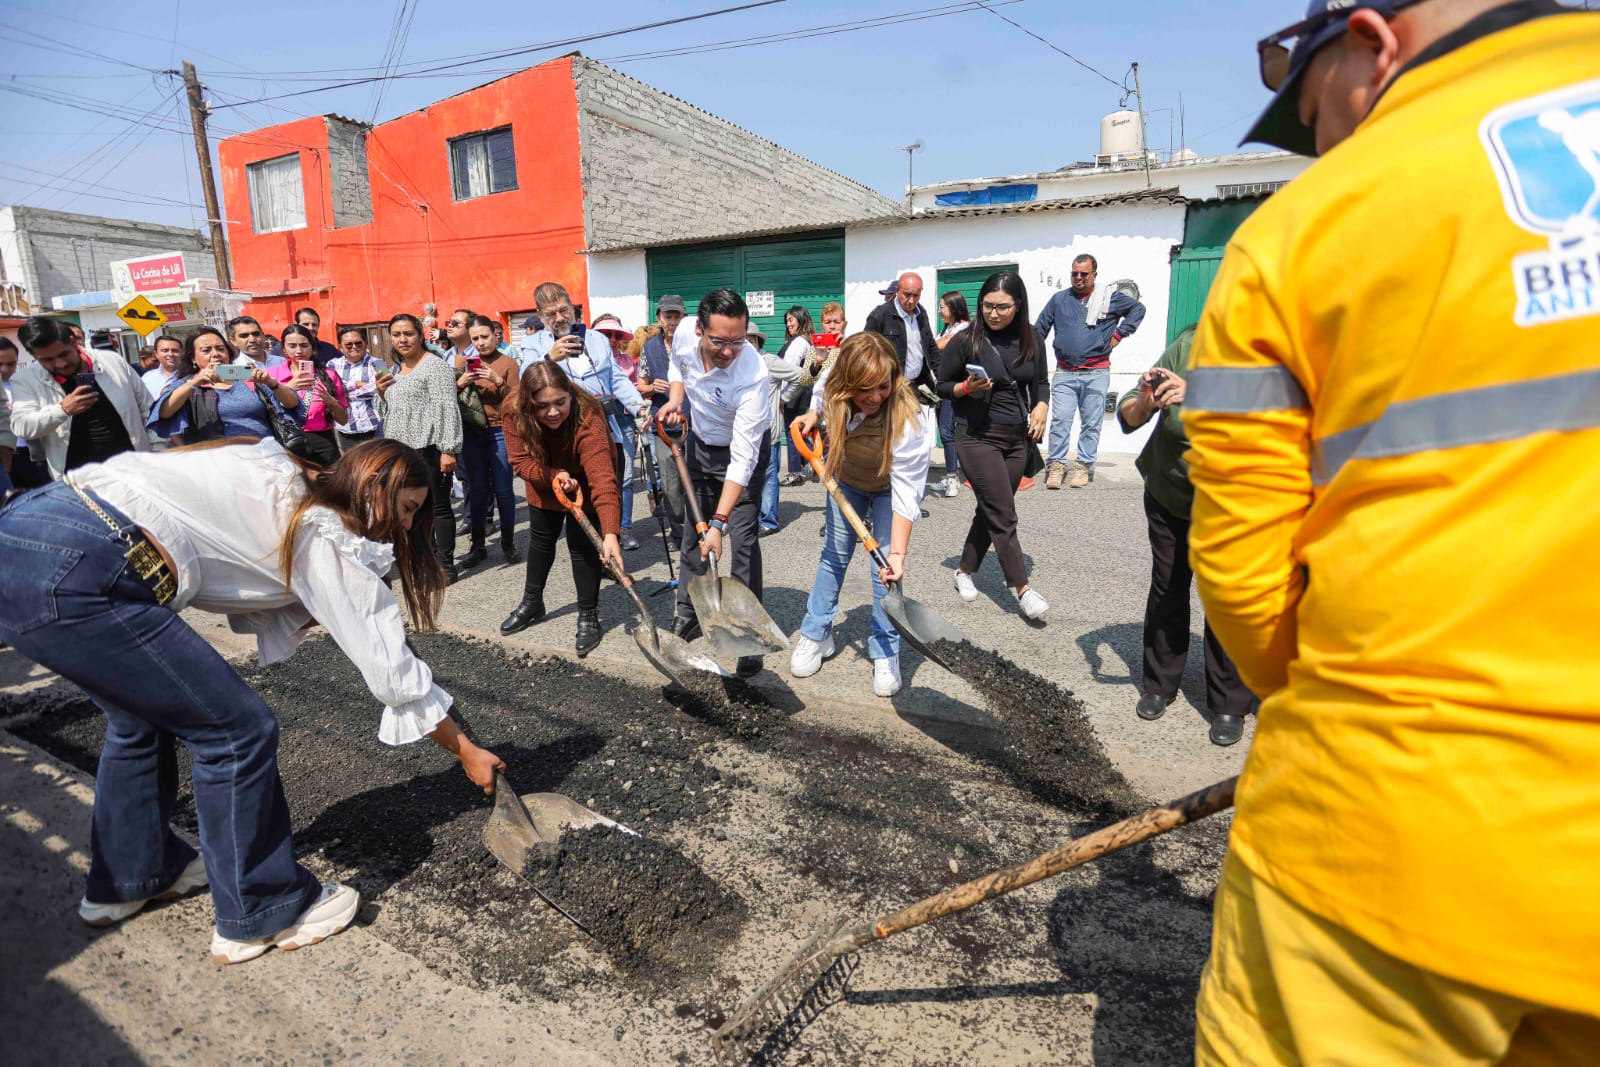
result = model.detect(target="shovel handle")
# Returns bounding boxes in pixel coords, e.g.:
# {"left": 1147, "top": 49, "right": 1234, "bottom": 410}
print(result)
{"left": 654, "top": 418, "right": 713, "bottom": 553}
{"left": 790, "top": 424, "right": 893, "bottom": 574}
{"left": 551, "top": 475, "right": 654, "bottom": 623}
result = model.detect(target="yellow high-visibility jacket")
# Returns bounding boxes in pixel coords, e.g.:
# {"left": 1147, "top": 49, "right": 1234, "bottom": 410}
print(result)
{"left": 1184, "top": 11, "right": 1600, "bottom": 1015}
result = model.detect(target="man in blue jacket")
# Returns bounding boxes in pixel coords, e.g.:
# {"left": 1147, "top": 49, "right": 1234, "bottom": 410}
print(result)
{"left": 1034, "top": 254, "right": 1145, "bottom": 488}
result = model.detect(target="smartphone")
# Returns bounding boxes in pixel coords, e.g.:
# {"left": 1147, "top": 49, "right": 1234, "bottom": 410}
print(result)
{"left": 465, "top": 354, "right": 483, "bottom": 372}
{"left": 75, "top": 371, "right": 97, "bottom": 390}
{"left": 568, "top": 323, "right": 587, "bottom": 339}
{"left": 811, "top": 332, "right": 840, "bottom": 347}
{"left": 215, "top": 363, "right": 253, "bottom": 381}
{"left": 297, "top": 359, "right": 314, "bottom": 376}
{"left": 1148, "top": 368, "right": 1168, "bottom": 386}
{"left": 964, "top": 363, "right": 991, "bottom": 380}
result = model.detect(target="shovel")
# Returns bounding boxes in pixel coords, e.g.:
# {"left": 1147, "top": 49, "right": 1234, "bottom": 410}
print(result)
{"left": 551, "top": 474, "right": 727, "bottom": 688}
{"left": 790, "top": 425, "right": 968, "bottom": 671}
{"left": 653, "top": 419, "right": 789, "bottom": 661}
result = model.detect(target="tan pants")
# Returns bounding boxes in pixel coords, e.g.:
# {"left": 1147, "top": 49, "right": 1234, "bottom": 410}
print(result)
{"left": 1197, "top": 852, "right": 1600, "bottom": 1066}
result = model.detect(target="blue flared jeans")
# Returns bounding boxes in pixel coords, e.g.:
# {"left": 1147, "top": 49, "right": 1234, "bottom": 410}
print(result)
{"left": 799, "top": 482, "right": 899, "bottom": 661}
{"left": 0, "top": 482, "right": 320, "bottom": 938}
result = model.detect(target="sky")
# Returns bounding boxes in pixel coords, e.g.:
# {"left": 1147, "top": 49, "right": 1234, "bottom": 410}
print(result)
{"left": 0, "top": 0, "right": 1582, "bottom": 232}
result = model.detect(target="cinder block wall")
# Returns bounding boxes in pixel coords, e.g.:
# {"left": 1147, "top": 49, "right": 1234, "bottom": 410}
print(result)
{"left": 325, "top": 117, "right": 374, "bottom": 229}
{"left": 0, "top": 206, "right": 210, "bottom": 305}
{"left": 573, "top": 58, "right": 897, "bottom": 252}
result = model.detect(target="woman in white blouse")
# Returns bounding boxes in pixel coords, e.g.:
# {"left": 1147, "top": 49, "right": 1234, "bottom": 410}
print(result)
{"left": 787, "top": 333, "right": 930, "bottom": 698}
{"left": 0, "top": 438, "right": 504, "bottom": 964}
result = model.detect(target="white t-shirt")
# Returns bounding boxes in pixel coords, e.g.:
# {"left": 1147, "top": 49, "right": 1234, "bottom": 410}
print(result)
{"left": 668, "top": 317, "right": 770, "bottom": 487}
{"left": 69, "top": 439, "right": 452, "bottom": 745}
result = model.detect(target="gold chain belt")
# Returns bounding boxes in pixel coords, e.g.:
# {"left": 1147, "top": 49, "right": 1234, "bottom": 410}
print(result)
{"left": 64, "top": 480, "right": 177, "bottom": 606}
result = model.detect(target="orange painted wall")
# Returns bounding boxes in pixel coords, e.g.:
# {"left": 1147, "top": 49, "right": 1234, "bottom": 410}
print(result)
{"left": 219, "top": 56, "right": 587, "bottom": 336}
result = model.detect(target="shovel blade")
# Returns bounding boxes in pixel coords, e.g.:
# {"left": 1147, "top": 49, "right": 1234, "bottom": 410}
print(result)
{"left": 688, "top": 576, "right": 789, "bottom": 660}
{"left": 883, "top": 585, "right": 967, "bottom": 670}
{"left": 482, "top": 771, "right": 544, "bottom": 872}
{"left": 521, "top": 792, "right": 638, "bottom": 841}
{"left": 635, "top": 625, "right": 729, "bottom": 686}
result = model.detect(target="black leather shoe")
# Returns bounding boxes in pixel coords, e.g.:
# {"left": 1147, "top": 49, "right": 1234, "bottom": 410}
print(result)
{"left": 735, "top": 656, "right": 762, "bottom": 678}
{"left": 575, "top": 609, "right": 602, "bottom": 657}
{"left": 442, "top": 564, "right": 459, "bottom": 586}
{"left": 1209, "top": 713, "right": 1245, "bottom": 747}
{"left": 459, "top": 545, "right": 488, "bottom": 570}
{"left": 500, "top": 595, "right": 546, "bottom": 635}
{"left": 1136, "top": 693, "right": 1168, "bottom": 721}
{"left": 671, "top": 616, "right": 701, "bottom": 642}
{"left": 620, "top": 531, "right": 640, "bottom": 551}
{"left": 500, "top": 537, "right": 521, "bottom": 564}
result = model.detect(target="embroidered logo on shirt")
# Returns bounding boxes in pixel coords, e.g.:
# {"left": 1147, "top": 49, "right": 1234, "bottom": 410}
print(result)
{"left": 711, "top": 385, "right": 726, "bottom": 406}
{"left": 1480, "top": 77, "right": 1600, "bottom": 327}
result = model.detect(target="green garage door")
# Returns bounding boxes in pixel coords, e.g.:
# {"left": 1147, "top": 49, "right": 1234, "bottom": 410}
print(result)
{"left": 1166, "top": 197, "right": 1272, "bottom": 343}
{"left": 647, "top": 231, "right": 844, "bottom": 346}
{"left": 935, "top": 263, "right": 1019, "bottom": 328}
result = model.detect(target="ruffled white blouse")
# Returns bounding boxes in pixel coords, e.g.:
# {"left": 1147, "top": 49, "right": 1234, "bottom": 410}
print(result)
{"left": 70, "top": 439, "right": 451, "bottom": 745}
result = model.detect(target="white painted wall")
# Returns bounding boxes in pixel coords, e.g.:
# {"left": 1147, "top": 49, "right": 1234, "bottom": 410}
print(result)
{"left": 584, "top": 249, "right": 649, "bottom": 332}
{"left": 910, "top": 152, "right": 1308, "bottom": 211}
{"left": 845, "top": 199, "right": 1185, "bottom": 455}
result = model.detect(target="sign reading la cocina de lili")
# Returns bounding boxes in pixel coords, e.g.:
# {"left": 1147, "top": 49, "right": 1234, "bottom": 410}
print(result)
{"left": 111, "top": 251, "right": 189, "bottom": 305}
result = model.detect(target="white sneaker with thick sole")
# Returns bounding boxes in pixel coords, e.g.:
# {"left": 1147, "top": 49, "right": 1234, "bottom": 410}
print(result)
{"left": 79, "top": 855, "right": 209, "bottom": 928}
{"left": 872, "top": 657, "right": 902, "bottom": 697}
{"left": 1018, "top": 588, "right": 1050, "bottom": 620}
{"left": 789, "top": 634, "right": 835, "bottom": 678}
{"left": 953, "top": 571, "right": 979, "bottom": 603}
{"left": 942, "top": 476, "right": 960, "bottom": 498}
{"left": 210, "top": 882, "right": 360, "bottom": 965}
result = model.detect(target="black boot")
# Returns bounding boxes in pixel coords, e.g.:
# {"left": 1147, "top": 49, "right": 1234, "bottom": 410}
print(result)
{"left": 1209, "top": 713, "right": 1245, "bottom": 747}
{"left": 500, "top": 533, "right": 521, "bottom": 564}
{"left": 575, "top": 609, "right": 602, "bottom": 657}
{"left": 459, "top": 531, "right": 488, "bottom": 570}
{"left": 500, "top": 594, "right": 545, "bottom": 635}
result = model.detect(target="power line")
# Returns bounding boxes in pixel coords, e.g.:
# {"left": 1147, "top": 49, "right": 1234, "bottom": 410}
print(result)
{"left": 972, "top": 1, "right": 1125, "bottom": 90}
{"left": 209, "top": 0, "right": 787, "bottom": 110}
{"left": 0, "top": 160, "right": 200, "bottom": 209}
{"left": 0, "top": 19, "right": 160, "bottom": 74}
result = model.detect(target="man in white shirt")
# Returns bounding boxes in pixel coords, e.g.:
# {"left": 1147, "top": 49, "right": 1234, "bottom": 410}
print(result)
{"left": 227, "top": 316, "right": 286, "bottom": 370}
{"left": 657, "top": 288, "right": 773, "bottom": 676}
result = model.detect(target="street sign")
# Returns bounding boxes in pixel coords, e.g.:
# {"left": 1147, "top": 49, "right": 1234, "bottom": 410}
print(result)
{"left": 117, "top": 295, "right": 168, "bottom": 337}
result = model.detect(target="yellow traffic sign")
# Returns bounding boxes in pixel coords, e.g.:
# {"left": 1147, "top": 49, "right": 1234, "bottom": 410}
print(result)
{"left": 117, "top": 295, "right": 167, "bottom": 337}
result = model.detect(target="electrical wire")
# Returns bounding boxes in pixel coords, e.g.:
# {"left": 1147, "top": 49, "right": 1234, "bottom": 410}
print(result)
{"left": 971, "top": 1, "right": 1125, "bottom": 90}
{"left": 0, "top": 160, "right": 200, "bottom": 209}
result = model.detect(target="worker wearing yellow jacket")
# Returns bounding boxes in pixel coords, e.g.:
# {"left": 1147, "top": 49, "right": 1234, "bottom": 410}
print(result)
{"left": 1184, "top": 1, "right": 1600, "bottom": 1063}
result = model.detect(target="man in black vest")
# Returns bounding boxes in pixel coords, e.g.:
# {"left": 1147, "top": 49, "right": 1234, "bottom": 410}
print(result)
{"left": 864, "top": 271, "right": 939, "bottom": 400}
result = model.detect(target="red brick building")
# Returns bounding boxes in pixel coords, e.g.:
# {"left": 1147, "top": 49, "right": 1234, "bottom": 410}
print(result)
{"left": 218, "top": 55, "right": 895, "bottom": 343}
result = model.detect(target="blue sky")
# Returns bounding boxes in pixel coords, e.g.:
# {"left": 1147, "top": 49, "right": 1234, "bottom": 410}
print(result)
{"left": 1, "top": 1, "right": 1576, "bottom": 231}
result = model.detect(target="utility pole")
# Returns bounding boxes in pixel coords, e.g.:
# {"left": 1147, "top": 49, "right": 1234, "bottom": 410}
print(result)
{"left": 1132, "top": 62, "right": 1152, "bottom": 189}
{"left": 183, "top": 61, "right": 232, "bottom": 290}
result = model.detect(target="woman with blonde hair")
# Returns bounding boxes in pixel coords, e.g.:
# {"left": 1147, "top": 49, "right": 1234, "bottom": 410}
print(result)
{"left": 0, "top": 437, "right": 505, "bottom": 964}
{"left": 788, "top": 332, "right": 929, "bottom": 696}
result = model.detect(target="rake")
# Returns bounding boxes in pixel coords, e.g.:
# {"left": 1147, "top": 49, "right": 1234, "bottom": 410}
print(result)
{"left": 709, "top": 775, "right": 1237, "bottom": 1064}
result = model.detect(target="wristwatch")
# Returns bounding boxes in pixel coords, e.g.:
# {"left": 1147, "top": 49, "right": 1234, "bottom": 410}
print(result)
{"left": 707, "top": 517, "right": 727, "bottom": 533}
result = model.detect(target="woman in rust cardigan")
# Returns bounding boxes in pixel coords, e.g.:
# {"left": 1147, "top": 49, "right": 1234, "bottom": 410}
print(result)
{"left": 500, "top": 360, "right": 623, "bottom": 656}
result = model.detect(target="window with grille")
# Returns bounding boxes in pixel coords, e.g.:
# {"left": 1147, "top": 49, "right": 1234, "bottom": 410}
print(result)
{"left": 247, "top": 153, "right": 307, "bottom": 233}
{"left": 1216, "top": 180, "right": 1289, "bottom": 199}
{"left": 449, "top": 127, "right": 518, "bottom": 201}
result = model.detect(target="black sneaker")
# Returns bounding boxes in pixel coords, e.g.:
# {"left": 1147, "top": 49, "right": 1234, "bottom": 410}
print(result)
{"left": 1209, "top": 713, "right": 1245, "bottom": 747}
{"left": 620, "top": 531, "right": 640, "bottom": 551}
{"left": 1136, "top": 693, "right": 1168, "bottom": 721}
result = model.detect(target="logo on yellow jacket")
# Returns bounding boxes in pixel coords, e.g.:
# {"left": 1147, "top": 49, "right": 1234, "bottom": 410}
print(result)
{"left": 1480, "top": 77, "right": 1600, "bottom": 327}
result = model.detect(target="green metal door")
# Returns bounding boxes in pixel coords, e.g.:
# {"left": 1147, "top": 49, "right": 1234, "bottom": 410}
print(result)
{"left": 1166, "top": 246, "right": 1226, "bottom": 343}
{"left": 647, "top": 231, "right": 844, "bottom": 347}
{"left": 935, "top": 263, "right": 1019, "bottom": 330}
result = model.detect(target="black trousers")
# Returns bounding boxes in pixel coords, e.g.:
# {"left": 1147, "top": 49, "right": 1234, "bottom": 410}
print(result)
{"left": 419, "top": 446, "right": 456, "bottom": 571}
{"left": 675, "top": 430, "right": 769, "bottom": 622}
{"left": 522, "top": 506, "right": 602, "bottom": 611}
{"left": 336, "top": 429, "right": 377, "bottom": 453}
{"left": 8, "top": 446, "right": 50, "bottom": 490}
{"left": 955, "top": 425, "right": 1031, "bottom": 590}
{"left": 1142, "top": 489, "right": 1253, "bottom": 715}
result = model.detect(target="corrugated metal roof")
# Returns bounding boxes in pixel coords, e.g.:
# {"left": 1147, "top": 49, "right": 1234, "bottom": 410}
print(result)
{"left": 582, "top": 188, "right": 1186, "bottom": 255}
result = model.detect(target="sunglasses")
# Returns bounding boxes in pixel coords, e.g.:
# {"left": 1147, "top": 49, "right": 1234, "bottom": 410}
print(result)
{"left": 1257, "top": 3, "right": 1417, "bottom": 91}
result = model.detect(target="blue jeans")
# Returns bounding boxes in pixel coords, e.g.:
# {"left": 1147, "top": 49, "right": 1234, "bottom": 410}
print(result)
{"left": 799, "top": 483, "right": 899, "bottom": 661}
{"left": 617, "top": 423, "right": 636, "bottom": 531}
{"left": 938, "top": 400, "right": 960, "bottom": 478}
{"left": 760, "top": 442, "right": 782, "bottom": 529}
{"left": 462, "top": 426, "right": 517, "bottom": 539}
{"left": 1048, "top": 370, "right": 1111, "bottom": 468}
{"left": 0, "top": 483, "right": 319, "bottom": 938}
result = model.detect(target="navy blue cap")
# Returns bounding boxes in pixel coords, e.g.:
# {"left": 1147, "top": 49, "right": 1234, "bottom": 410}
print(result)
{"left": 1242, "top": 0, "right": 1423, "bottom": 156}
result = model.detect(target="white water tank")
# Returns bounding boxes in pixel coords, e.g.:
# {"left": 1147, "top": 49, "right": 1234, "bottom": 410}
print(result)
{"left": 1099, "top": 110, "right": 1144, "bottom": 159}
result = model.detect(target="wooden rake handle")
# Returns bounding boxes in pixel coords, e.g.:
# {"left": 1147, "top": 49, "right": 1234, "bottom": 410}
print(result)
{"left": 790, "top": 424, "right": 893, "bottom": 575}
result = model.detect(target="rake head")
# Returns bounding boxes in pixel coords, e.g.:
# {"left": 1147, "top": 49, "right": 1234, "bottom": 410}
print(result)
{"left": 710, "top": 920, "right": 868, "bottom": 1065}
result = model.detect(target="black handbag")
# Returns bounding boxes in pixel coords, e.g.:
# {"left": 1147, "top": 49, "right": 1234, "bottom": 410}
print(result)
{"left": 250, "top": 381, "right": 335, "bottom": 464}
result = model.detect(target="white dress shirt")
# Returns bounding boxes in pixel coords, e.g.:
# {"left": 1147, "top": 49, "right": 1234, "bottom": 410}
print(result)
{"left": 70, "top": 439, "right": 452, "bottom": 745}
{"left": 668, "top": 316, "right": 771, "bottom": 487}
{"left": 898, "top": 302, "right": 927, "bottom": 381}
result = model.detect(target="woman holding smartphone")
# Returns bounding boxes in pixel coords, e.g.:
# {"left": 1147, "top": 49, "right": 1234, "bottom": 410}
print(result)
{"left": 932, "top": 291, "right": 972, "bottom": 498}
{"left": 150, "top": 327, "right": 301, "bottom": 444}
{"left": 377, "top": 313, "right": 462, "bottom": 582}
{"left": 269, "top": 324, "right": 347, "bottom": 465}
{"left": 936, "top": 271, "right": 1051, "bottom": 621}
{"left": 499, "top": 360, "right": 623, "bottom": 657}
{"left": 454, "top": 315, "right": 521, "bottom": 568}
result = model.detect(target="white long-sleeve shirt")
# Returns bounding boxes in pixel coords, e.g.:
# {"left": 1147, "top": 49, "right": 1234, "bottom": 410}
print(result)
{"left": 804, "top": 393, "right": 929, "bottom": 522}
{"left": 69, "top": 439, "right": 451, "bottom": 745}
{"left": 668, "top": 316, "right": 770, "bottom": 487}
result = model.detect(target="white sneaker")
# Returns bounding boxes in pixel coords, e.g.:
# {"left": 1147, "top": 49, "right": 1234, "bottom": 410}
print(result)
{"left": 953, "top": 571, "right": 979, "bottom": 603}
{"left": 79, "top": 855, "right": 209, "bottom": 927}
{"left": 942, "top": 476, "right": 960, "bottom": 498}
{"left": 1018, "top": 588, "right": 1050, "bottom": 620}
{"left": 211, "top": 882, "right": 360, "bottom": 965}
{"left": 789, "top": 634, "right": 835, "bottom": 678}
{"left": 872, "top": 657, "right": 902, "bottom": 697}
